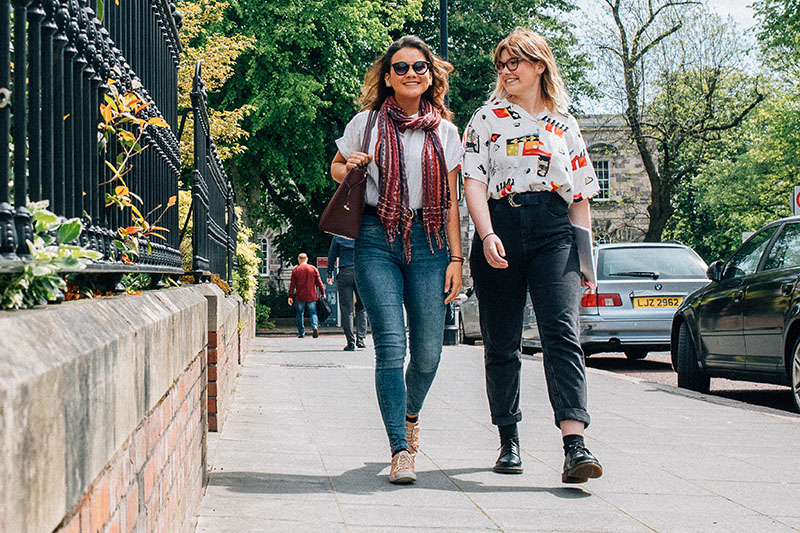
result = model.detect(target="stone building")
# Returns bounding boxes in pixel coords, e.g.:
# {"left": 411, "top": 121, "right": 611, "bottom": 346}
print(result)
{"left": 579, "top": 114, "right": 650, "bottom": 243}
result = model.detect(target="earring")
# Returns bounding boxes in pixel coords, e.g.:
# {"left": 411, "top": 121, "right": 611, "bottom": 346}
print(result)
{"left": 386, "top": 81, "right": 391, "bottom": 87}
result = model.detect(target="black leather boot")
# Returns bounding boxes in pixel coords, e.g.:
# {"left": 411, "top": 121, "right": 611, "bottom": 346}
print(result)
{"left": 562, "top": 442, "right": 603, "bottom": 483}
{"left": 493, "top": 436, "right": 523, "bottom": 474}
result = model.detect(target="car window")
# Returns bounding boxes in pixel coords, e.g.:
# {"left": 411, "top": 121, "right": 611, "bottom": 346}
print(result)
{"left": 723, "top": 226, "right": 778, "bottom": 279}
{"left": 764, "top": 223, "right": 800, "bottom": 270}
{"left": 597, "top": 247, "right": 707, "bottom": 280}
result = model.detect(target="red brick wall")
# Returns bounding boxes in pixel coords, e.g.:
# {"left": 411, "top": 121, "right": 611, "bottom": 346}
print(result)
{"left": 207, "top": 324, "right": 239, "bottom": 432}
{"left": 56, "top": 350, "right": 207, "bottom": 533}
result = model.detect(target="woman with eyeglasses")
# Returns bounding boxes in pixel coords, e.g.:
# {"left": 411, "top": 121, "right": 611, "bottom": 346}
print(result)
{"left": 462, "top": 28, "right": 603, "bottom": 483}
{"left": 330, "top": 35, "right": 464, "bottom": 484}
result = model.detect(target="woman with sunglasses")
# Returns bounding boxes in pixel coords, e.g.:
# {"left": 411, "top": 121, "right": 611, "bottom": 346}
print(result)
{"left": 462, "top": 28, "right": 603, "bottom": 483}
{"left": 330, "top": 35, "right": 464, "bottom": 484}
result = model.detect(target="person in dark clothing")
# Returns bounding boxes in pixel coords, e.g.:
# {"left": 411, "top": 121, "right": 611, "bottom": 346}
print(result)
{"left": 327, "top": 236, "right": 368, "bottom": 351}
{"left": 462, "top": 28, "right": 603, "bottom": 484}
{"left": 288, "top": 253, "right": 325, "bottom": 338}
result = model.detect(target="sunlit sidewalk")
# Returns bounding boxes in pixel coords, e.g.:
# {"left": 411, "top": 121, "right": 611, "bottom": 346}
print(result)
{"left": 195, "top": 334, "right": 800, "bottom": 532}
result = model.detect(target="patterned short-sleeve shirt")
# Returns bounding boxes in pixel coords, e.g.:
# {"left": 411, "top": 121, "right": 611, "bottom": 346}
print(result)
{"left": 462, "top": 98, "right": 599, "bottom": 204}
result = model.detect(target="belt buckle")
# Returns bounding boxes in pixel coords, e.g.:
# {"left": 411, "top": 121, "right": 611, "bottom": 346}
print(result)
{"left": 407, "top": 208, "right": 415, "bottom": 220}
{"left": 507, "top": 192, "right": 521, "bottom": 208}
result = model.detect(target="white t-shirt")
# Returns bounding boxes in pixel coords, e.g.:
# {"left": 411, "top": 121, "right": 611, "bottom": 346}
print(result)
{"left": 462, "top": 98, "right": 599, "bottom": 204}
{"left": 336, "top": 110, "right": 465, "bottom": 209}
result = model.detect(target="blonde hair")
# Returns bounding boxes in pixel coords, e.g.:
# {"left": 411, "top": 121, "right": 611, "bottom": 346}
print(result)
{"left": 359, "top": 35, "right": 454, "bottom": 121}
{"left": 490, "top": 28, "right": 568, "bottom": 113}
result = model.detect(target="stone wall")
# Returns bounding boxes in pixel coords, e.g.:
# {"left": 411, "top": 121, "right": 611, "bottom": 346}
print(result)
{"left": 0, "top": 284, "right": 253, "bottom": 533}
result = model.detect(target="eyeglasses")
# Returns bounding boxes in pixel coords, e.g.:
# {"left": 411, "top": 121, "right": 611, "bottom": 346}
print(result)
{"left": 494, "top": 57, "right": 530, "bottom": 73}
{"left": 391, "top": 60, "right": 431, "bottom": 76}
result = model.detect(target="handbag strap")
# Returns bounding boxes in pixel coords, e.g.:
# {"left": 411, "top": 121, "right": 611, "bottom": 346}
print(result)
{"left": 360, "top": 110, "right": 378, "bottom": 155}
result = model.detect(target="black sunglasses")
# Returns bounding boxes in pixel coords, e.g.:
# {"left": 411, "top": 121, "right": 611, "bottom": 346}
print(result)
{"left": 391, "top": 60, "right": 431, "bottom": 76}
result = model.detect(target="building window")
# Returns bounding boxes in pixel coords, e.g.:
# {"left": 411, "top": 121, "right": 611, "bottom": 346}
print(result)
{"left": 260, "top": 237, "right": 270, "bottom": 276}
{"left": 593, "top": 160, "right": 610, "bottom": 200}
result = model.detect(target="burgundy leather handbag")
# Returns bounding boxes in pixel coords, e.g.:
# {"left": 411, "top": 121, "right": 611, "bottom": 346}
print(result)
{"left": 318, "top": 110, "right": 378, "bottom": 239}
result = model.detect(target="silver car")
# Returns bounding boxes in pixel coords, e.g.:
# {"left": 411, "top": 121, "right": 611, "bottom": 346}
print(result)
{"left": 522, "top": 242, "right": 709, "bottom": 359}
{"left": 463, "top": 242, "right": 709, "bottom": 358}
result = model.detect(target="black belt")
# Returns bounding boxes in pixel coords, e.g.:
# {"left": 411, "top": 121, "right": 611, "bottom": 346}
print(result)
{"left": 489, "top": 190, "right": 556, "bottom": 207}
{"left": 364, "top": 204, "right": 424, "bottom": 220}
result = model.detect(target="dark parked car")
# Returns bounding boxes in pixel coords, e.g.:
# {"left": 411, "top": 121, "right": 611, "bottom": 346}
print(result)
{"left": 671, "top": 216, "right": 800, "bottom": 412}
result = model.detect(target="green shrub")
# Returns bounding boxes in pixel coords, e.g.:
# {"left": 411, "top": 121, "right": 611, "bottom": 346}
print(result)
{"left": 255, "top": 304, "right": 275, "bottom": 329}
{"left": 256, "top": 282, "right": 294, "bottom": 319}
{"left": 233, "top": 221, "right": 261, "bottom": 303}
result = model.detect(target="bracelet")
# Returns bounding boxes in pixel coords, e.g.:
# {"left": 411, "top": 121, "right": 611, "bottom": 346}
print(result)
{"left": 449, "top": 255, "right": 464, "bottom": 263}
{"left": 481, "top": 232, "right": 496, "bottom": 242}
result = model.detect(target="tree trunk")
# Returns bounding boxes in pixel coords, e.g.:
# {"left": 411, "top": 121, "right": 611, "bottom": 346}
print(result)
{"left": 645, "top": 183, "right": 674, "bottom": 242}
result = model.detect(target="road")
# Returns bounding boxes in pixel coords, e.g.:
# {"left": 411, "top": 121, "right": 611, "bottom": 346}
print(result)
{"left": 579, "top": 350, "right": 797, "bottom": 414}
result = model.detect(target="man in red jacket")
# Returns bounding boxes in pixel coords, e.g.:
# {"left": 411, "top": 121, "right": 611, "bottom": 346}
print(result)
{"left": 288, "top": 253, "right": 326, "bottom": 338}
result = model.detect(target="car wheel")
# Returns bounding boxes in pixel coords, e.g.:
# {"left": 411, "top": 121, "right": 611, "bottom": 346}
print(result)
{"left": 791, "top": 337, "right": 800, "bottom": 413}
{"left": 676, "top": 322, "right": 710, "bottom": 393}
{"left": 624, "top": 348, "right": 648, "bottom": 360}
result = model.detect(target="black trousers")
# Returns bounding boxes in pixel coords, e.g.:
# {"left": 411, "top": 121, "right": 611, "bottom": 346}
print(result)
{"left": 337, "top": 266, "right": 367, "bottom": 345}
{"left": 470, "top": 192, "right": 590, "bottom": 429}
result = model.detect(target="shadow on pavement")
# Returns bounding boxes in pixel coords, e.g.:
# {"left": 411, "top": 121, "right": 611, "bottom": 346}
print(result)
{"left": 208, "top": 464, "right": 592, "bottom": 499}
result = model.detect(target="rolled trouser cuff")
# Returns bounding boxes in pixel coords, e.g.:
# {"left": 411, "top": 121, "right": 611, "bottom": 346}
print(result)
{"left": 554, "top": 408, "right": 590, "bottom": 430}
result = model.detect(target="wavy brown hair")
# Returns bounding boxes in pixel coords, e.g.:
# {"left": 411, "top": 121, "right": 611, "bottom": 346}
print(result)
{"left": 490, "top": 28, "right": 568, "bottom": 113}
{"left": 359, "top": 35, "right": 454, "bottom": 121}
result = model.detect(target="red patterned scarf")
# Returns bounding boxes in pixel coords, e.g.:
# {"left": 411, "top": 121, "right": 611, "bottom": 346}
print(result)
{"left": 376, "top": 97, "right": 450, "bottom": 262}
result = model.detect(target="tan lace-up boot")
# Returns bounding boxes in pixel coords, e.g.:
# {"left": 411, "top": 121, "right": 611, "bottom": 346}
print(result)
{"left": 388, "top": 450, "right": 416, "bottom": 484}
{"left": 405, "top": 419, "right": 420, "bottom": 457}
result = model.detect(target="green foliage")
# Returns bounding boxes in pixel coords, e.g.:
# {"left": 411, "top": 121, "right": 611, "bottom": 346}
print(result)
{"left": 753, "top": 0, "right": 800, "bottom": 71}
{"left": 0, "top": 201, "right": 102, "bottom": 309}
{"left": 664, "top": 83, "right": 798, "bottom": 261}
{"left": 120, "top": 273, "right": 152, "bottom": 292}
{"left": 256, "top": 282, "right": 294, "bottom": 319}
{"left": 232, "top": 221, "right": 262, "bottom": 303}
{"left": 218, "top": 0, "right": 423, "bottom": 262}
{"left": 403, "top": 0, "right": 595, "bottom": 130}
{"left": 178, "top": 190, "right": 193, "bottom": 270}
{"left": 255, "top": 304, "right": 275, "bottom": 329}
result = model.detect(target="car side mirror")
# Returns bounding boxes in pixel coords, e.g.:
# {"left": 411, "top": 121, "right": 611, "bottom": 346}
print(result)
{"left": 707, "top": 260, "right": 723, "bottom": 282}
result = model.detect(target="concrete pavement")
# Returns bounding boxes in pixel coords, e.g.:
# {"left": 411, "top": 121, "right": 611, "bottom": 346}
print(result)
{"left": 195, "top": 334, "right": 800, "bottom": 532}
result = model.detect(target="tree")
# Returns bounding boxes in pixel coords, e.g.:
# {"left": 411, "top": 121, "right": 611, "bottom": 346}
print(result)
{"left": 217, "top": 0, "right": 423, "bottom": 262}
{"left": 753, "top": 0, "right": 800, "bottom": 71}
{"left": 596, "top": 1, "right": 763, "bottom": 241}
{"left": 665, "top": 1, "right": 800, "bottom": 261}
{"left": 177, "top": 0, "right": 255, "bottom": 175}
{"left": 665, "top": 86, "right": 798, "bottom": 260}
{"left": 402, "top": 0, "right": 595, "bottom": 130}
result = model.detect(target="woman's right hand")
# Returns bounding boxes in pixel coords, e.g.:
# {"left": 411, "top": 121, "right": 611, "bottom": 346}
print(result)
{"left": 482, "top": 234, "right": 508, "bottom": 269}
{"left": 344, "top": 151, "right": 372, "bottom": 172}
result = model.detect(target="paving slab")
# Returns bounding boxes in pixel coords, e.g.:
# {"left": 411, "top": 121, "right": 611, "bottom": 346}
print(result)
{"left": 195, "top": 334, "right": 800, "bottom": 532}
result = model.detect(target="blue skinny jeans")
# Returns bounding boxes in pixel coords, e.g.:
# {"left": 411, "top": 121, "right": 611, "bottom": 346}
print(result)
{"left": 355, "top": 212, "right": 449, "bottom": 453}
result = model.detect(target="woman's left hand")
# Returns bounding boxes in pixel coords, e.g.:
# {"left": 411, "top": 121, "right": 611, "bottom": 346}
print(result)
{"left": 443, "top": 261, "right": 463, "bottom": 304}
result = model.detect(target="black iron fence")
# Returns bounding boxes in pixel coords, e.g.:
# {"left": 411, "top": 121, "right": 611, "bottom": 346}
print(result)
{"left": 1, "top": 0, "right": 240, "bottom": 289}
{"left": 0, "top": 0, "right": 182, "bottom": 278}
{"left": 189, "top": 60, "right": 238, "bottom": 285}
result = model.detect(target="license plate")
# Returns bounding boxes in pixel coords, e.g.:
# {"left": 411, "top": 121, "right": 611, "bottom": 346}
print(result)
{"left": 633, "top": 296, "right": 682, "bottom": 308}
